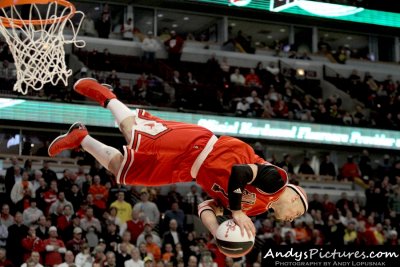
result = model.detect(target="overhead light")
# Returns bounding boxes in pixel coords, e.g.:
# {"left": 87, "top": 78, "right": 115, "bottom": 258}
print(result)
{"left": 183, "top": 17, "right": 189, "bottom": 21}
{"left": 94, "top": 6, "right": 100, "bottom": 11}
{"left": 347, "top": 36, "right": 353, "bottom": 40}
{"left": 255, "top": 41, "right": 260, "bottom": 45}
{"left": 267, "top": 35, "right": 273, "bottom": 39}
{"left": 297, "top": 68, "right": 305, "bottom": 76}
{"left": 146, "top": 21, "right": 152, "bottom": 25}
{"left": 172, "top": 24, "right": 178, "bottom": 28}
{"left": 157, "top": 13, "right": 163, "bottom": 17}
{"left": 280, "top": 28, "right": 286, "bottom": 32}
{"left": 324, "top": 33, "right": 329, "bottom": 37}
{"left": 230, "top": 23, "right": 236, "bottom": 26}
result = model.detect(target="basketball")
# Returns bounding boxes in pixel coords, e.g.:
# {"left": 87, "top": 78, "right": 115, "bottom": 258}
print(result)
{"left": 215, "top": 219, "right": 255, "bottom": 257}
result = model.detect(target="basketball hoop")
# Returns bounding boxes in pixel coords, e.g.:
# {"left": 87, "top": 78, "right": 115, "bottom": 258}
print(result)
{"left": 0, "top": 0, "right": 85, "bottom": 95}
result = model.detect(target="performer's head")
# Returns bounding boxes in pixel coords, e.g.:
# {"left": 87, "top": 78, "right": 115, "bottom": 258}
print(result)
{"left": 270, "top": 184, "right": 308, "bottom": 222}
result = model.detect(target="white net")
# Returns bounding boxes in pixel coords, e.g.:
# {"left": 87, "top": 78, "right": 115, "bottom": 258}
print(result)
{"left": 0, "top": 1, "right": 85, "bottom": 95}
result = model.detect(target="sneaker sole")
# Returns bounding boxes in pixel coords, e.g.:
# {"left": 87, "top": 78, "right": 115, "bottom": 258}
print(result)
{"left": 73, "top": 77, "right": 99, "bottom": 91}
{"left": 48, "top": 122, "right": 85, "bottom": 157}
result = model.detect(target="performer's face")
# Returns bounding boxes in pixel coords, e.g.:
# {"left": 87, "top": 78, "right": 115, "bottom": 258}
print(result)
{"left": 273, "top": 188, "right": 305, "bottom": 222}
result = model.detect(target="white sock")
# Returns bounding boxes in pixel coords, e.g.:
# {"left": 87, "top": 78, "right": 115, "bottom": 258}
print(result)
{"left": 81, "top": 135, "right": 122, "bottom": 171}
{"left": 107, "top": 99, "right": 135, "bottom": 126}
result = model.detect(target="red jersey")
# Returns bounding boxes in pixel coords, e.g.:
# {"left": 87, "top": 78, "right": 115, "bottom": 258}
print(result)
{"left": 118, "top": 110, "right": 288, "bottom": 217}
{"left": 196, "top": 136, "right": 288, "bottom": 216}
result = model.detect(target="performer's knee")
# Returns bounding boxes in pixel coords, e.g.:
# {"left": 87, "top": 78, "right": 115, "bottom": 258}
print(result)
{"left": 109, "top": 153, "right": 124, "bottom": 177}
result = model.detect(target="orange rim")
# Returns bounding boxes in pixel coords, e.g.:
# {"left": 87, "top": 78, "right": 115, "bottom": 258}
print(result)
{"left": 0, "top": 0, "right": 76, "bottom": 28}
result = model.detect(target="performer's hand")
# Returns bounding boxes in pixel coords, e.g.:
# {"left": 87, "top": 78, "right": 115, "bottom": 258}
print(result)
{"left": 231, "top": 210, "right": 255, "bottom": 239}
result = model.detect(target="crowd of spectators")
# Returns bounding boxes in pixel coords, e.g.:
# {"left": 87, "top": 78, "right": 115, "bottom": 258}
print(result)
{"left": 1, "top": 142, "right": 400, "bottom": 267}
{"left": 2, "top": 12, "right": 400, "bottom": 131}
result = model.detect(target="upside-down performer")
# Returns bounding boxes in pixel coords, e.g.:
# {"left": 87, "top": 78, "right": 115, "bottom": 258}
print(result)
{"left": 49, "top": 78, "right": 308, "bottom": 241}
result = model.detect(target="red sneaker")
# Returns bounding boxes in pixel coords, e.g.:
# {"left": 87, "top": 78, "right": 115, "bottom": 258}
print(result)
{"left": 48, "top": 122, "right": 88, "bottom": 157}
{"left": 74, "top": 78, "right": 116, "bottom": 107}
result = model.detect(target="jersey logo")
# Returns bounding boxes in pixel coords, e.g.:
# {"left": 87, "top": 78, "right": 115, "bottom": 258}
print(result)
{"left": 144, "top": 123, "right": 155, "bottom": 129}
{"left": 211, "top": 183, "right": 256, "bottom": 205}
{"left": 134, "top": 117, "right": 170, "bottom": 138}
{"left": 233, "top": 188, "right": 242, "bottom": 194}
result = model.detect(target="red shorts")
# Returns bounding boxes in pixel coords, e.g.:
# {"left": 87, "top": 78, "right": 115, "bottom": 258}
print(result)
{"left": 117, "top": 109, "right": 215, "bottom": 186}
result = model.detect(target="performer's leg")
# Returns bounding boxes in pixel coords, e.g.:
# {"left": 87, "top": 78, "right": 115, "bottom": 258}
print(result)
{"left": 106, "top": 99, "right": 135, "bottom": 143}
{"left": 81, "top": 135, "right": 123, "bottom": 176}
{"left": 74, "top": 78, "right": 135, "bottom": 144}
{"left": 48, "top": 122, "right": 123, "bottom": 177}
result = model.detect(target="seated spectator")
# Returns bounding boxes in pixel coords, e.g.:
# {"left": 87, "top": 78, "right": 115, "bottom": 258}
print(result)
{"left": 235, "top": 97, "right": 251, "bottom": 117}
{"left": 110, "top": 191, "right": 132, "bottom": 224}
{"left": 198, "top": 254, "right": 217, "bottom": 267}
{"left": 66, "top": 227, "right": 85, "bottom": 256}
{"left": 42, "top": 226, "right": 66, "bottom": 266}
{"left": 144, "top": 234, "right": 161, "bottom": 262}
{"left": 0, "top": 204, "right": 13, "bottom": 228}
{"left": 89, "top": 175, "right": 108, "bottom": 213}
{"left": 21, "top": 251, "right": 43, "bottom": 267}
{"left": 137, "top": 222, "right": 161, "bottom": 248}
{"left": 116, "top": 242, "right": 132, "bottom": 266}
{"left": 58, "top": 250, "right": 75, "bottom": 267}
{"left": 293, "top": 221, "right": 311, "bottom": 244}
{"left": 118, "top": 231, "right": 135, "bottom": 255}
{"left": 336, "top": 192, "right": 355, "bottom": 215}
{"left": 298, "top": 157, "right": 315, "bottom": 175}
{"left": 230, "top": 68, "right": 245, "bottom": 86}
{"left": 246, "top": 90, "right": 264, "bottom": 117}
{"left": 273, "top": 94, "right": 289, "bottom": 118}
{"left": 163, "top": 202, "right": 185, "bottom": 231}
{"left": 340, "top": 155, "right": 361, "bottom": 181}
{"left": 187, "top": 255, "right": 198, "bottom": 267}
{"left": 319, "top": 154, "right": 337, "bottom": 177}
{"left": 43, "top": 180, "right": 59, "bottom": 214}
{"left": 22, "top": 198, "right": 43, "bottom": 226}
{"left": 245, "top": 69, "right": 262, "bottom": 88}
{"left": 75, "top": 243, "right": 93, "bottom": 267}
{"left": 92, "top": 245, "right": 106, "bottom": 266}
{"left": 372, "top": 223, "right": 386, "bottom": 245}
{"left": 80, "top": 207, "right": 101, "bottom": 233}
{"left": 308, "top": 194, "right": 324, "bottom": 213}
{"left": 162, "top": 243, "right": 175, "bottom": 264}
{"left": 144, "top": 256, "right": 154, "bottom": 267}
{"left": 262, "top": 97, "right": 275, "bottom": 118}
{"left": 104, "top": 251, "right": 117, "bottom": 267}
{"left": 11, "top": 170, "right": 34, "bottom": 212}
{"left": 21, "top": 226, "right": 43, "bottom": 263}
{"left": 124, "top": 247, "right": 143, "bottom": 267}
{"left": 7, "top": 211, "right": 29, "bottom": 265}
{"left": 352, "top": 105, "right": 368, "bottom": 126}
{"left": 57, "top": 204, "right": 74, "bottom": 237}
{"left": 49, "top": 191, "right": 74, "bottom": 216}
{"left": 133, "top": 189, "right": 160, "bottom": 226}
{"left": 343, "top": 221, "right": 357, "bottom": 245}
{"left": 104, "top": 220, "right": 122, "bottom": 252}
{"left": 162, "top": 219, "right": 183, "bottom": 250}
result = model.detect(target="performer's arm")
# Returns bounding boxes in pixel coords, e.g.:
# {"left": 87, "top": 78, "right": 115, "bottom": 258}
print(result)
{"left": 198, "top": 199, "right": 224, "bottom": 236}
{"left": 227, "top": 164, "right": 257, "bottom": 238}
{"left": 227, "top": 164, "right": 256, "bottom": 211}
